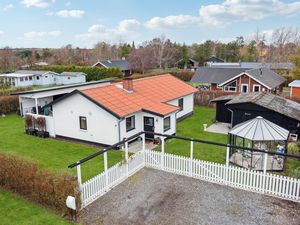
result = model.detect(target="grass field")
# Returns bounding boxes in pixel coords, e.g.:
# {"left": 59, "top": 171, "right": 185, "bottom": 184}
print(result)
{"left": 0, "top": 189, "right": 73, "bottom": 225}
{"left": 0, "top": 115, "right": 123, "bottom": 182}
{"left": 161, "top": 106, "right": 228, "bottom": 163}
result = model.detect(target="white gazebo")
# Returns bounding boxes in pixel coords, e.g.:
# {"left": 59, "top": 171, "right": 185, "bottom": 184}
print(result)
{"left": 228, "top": 116, "right": 289, "bottom": 171}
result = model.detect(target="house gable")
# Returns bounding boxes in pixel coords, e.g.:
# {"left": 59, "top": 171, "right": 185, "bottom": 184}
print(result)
{"left": 220, "top": 73, "right": 269, "bottom": 93}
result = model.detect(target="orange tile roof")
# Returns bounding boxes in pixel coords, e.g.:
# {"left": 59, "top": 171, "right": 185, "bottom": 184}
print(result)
{"left": 82, "top": 74, "right": 198, "bottom": 117}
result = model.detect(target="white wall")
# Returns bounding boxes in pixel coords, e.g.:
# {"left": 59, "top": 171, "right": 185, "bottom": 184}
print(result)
{"left": 55, "top": 75, "right": 86, "bottom": 85}
{"left": 167, "top": 93, "right": 194, "bottom": 119}
{"left": 33, "top": 72, "right": 56, "bottom": 86}
{"left": 53, "top": 93, "right": 119, "bottom": 145}
{"left": 120, "top": 111, "right": 176, "bottom": 140}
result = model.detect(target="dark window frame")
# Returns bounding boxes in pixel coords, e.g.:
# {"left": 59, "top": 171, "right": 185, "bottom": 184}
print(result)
{"left": 126, "top": 115, "right": 135, "bottom": 132}
{"left": 163, "top": 116, "right": 171, "bottom": 132}
{"left": 178, "top": 98, "right": 184, "bottom": 111}
{"left": 79, "top": 116, "right": 87, "bottom": 130}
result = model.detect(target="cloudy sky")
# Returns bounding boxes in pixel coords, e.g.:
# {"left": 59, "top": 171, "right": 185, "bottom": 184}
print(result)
{"left": 0, "top": 0, "right": 300, "bottom": 48}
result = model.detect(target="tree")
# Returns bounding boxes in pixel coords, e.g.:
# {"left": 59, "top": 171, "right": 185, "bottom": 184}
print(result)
{"left": 128, "top": 45, "right": 155, "bottom": 74}
{"left": 290, "top": 48, "right": 300, "bottom": 79}
{"left": 16, "top": 49, "right": 33, "bottom": 68}
{"left": 148, "top": 36, "right": 178, "bottom": 68}
{"left": 193, "top": 40, "right": 213, "bottom": 65}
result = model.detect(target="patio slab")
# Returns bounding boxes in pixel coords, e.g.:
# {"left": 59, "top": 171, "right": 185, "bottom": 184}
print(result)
{"left": 79, "top": 168, "right": 300, "bottom": 225}
{"left": 206, "top": 122, "right": 231, "bottom": 134}
{"left": 127, "top": 140, "right": 157, "bottom": 153}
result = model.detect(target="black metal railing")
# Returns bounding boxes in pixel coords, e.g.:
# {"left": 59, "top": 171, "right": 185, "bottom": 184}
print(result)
{"left": 68, "top": 131, "right": 300, "bottom": 168}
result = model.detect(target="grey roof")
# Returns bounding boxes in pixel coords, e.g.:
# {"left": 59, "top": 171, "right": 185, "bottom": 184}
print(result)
{"left": 212, "top": 92, "right": 300, "bottom": 122}
{"left": 229, "top": 116, "right": 289, "bottom": 141}
{"left": 288, "top": 80, "right": 300, "bottom": 87}
{"left": 11, "top": 79, "right": 113, "bottom": 95}
{"left": 206, "top": 62, "right": 294, "bottom": 70}
{"left": 60, "top": 72, "right": 87, "bottom": 76}
{"left": 191, "top": 67, "right": 286, "bottom": 89}
{"left": 15, "top": 70, "right": 57, "bottom": 75}
{"left": 245, "top": 67, "right": 286, "bottom": 89}
{"left": 93, "top": 60, "right": 129, "bottom": 71}
{"left": 191, "top": 67, "right": 250, "bottom": 84}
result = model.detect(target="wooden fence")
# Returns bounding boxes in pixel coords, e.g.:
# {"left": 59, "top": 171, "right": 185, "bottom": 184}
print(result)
{"left": 194, "top": 90, "right": 233, "bottom": 106}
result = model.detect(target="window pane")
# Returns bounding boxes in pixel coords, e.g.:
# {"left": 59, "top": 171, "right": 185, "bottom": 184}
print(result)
{"left": 79, "top": 116, "right": 87, "bottom": 130}
{"left": 178, "top": 98, "right": 184, "bottom": 111}
{"left": 126, "top": 116, "right": 135, "bottom": 132}
{"left": 164, "top": 117, "right": 170, "bottom": 131}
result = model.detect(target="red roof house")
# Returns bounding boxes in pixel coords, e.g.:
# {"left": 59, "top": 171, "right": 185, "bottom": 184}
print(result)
{"left": 48, "top": 74, "right": 198, "bottom": 145}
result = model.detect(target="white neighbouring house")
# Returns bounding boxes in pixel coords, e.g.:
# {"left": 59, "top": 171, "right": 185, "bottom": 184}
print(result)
{"left": 0, "top": 70, "right": 86, "bottom": 87}
{"left": 46, "top": 74, "right": 198, "bottom": 145}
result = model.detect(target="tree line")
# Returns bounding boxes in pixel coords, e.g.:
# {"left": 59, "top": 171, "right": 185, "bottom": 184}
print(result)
{"left": 1, "top": 26, "right": 300, "bottom": 78}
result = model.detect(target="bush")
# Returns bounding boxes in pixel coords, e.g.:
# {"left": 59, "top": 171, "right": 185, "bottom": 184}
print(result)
{"left": 288, "top": 142, "right": 300, "bottom": 155}
{"left": 292, "top": 167, "right": 300, "bottom": 179}
{"left": 170, "top": 71, "right": 194, "bottom": 81}
{"left": 0, "top": 96, "right": 19, "bottom": 114}
{"left": 0, "top": 87, "right": 32, "bottom": 96}
{"left": 0, "top": 153, "right": 80, "bottom": 213}
{"left": 34, "top": 65, "right": 123, "bottom": 81}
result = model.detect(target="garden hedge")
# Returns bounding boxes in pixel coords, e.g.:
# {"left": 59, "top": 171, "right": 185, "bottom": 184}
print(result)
{"left": 0, "top": 153, "right": 80, "bottom": 213}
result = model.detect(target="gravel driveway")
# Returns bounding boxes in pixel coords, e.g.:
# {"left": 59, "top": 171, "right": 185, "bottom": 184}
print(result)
{"left": 79, "top": 168, "right": 300, "bottom": 225}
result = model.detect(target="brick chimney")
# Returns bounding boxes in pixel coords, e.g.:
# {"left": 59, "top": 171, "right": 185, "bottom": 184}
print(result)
{"left": 122, "top": 77, "right": 133, "bottom": 93}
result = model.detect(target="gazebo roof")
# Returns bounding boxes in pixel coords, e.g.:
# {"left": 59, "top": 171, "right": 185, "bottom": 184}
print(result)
{"left": 229, "top": 116, "right": 289, "bottom": 141}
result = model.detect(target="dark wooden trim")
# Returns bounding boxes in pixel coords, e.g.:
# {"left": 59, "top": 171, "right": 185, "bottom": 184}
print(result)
{"left": 56, "top": 135, "right": 109, "bottom": 148}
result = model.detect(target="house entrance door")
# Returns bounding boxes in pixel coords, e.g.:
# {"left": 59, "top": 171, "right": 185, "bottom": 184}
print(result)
{"left": 144, "top": 117, "right": 154, "bottom": 139}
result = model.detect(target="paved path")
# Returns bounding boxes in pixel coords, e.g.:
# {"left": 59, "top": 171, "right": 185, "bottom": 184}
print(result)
{"left": 80, "top": 168, "right": 300, "bottom": 225}
{"left": 206, "top": 122, "right": 231, "bottom": 134}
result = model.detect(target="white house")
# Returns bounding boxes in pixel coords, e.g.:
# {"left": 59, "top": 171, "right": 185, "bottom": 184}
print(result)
{"left": 55, "top": 72, "right": 86, "bottom": 85}
{"left": 45, "top": 74, "right": 198, "bottom": 145}
{"left": 0, "top": 70, "right": 86, "bottom": 87}
{"left": 13, "top": 80, "right": 112, "bottom": 116}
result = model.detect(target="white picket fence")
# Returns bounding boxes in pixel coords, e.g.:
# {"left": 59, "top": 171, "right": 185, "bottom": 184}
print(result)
{"left": 145, "top": 150, "right": 300, "bottom": 202}
{"left": 81, "top": 151, "right": 144, "bottom": 207}
{"left": 79, "top": 149, "right": 300, "bottom": 208}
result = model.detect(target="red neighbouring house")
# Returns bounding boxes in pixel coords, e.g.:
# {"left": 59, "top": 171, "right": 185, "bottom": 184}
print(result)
{"left": 191, "top": 67, "right": 286, "bottom": 94}
{"left": 289, "top": 80, "right": 300, "bottom": 98}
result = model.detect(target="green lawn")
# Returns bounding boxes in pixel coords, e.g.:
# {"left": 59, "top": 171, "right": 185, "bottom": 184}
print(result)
{"left": 0, "top": 189, "right": 73, "bottom": 225}
{"left": 0, "top": 115, "right": 123, "bottom": 182}
{"left": 161, "top": 106, "right": 227, "bottom": 163}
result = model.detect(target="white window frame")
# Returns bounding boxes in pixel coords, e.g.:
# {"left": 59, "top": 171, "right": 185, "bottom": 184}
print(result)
{"left": 241, "top": 84, "right": 248, "bottom": 93}
{"left": 223, "top": 80, "right": 237, "bottom": 92}
{"left": 253, "top": 84, "right": 261, "bottom": 92}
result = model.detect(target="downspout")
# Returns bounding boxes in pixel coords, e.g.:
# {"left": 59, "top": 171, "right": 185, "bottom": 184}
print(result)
{"left": 118, "top": 118, "right": 125, "bottom": 142}
{"left": 228, "top": 108, "right": 234, "bottom": 128}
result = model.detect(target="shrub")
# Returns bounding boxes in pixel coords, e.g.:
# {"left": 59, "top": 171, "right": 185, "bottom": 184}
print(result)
{"left": 170, "top": 71, "right": 194, "bottom": 81}
{"left": 0, "top": 153, "right": 80, "bottom": 213}
{"left": 0, "top": 87, "right": 32, "bottom": 96}
{"left": 34, "top": 65, "right": 123, "bottom": 81}
{"left": 24, "top": 115, "right": 33, "bottom": 129}
{"left": 0, "top": 96, "right": 19, "bottom": 114}
{"left": 288, "top": 142, "right": 300, "bottom": 155}
{"left": 292, "top": 167, "right": 300, "bottom": 179}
